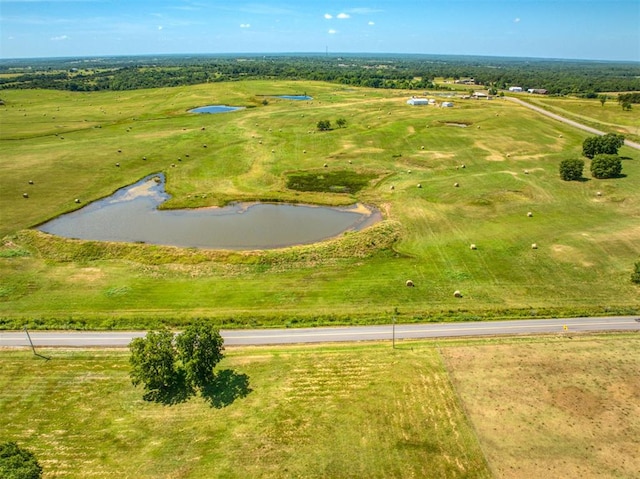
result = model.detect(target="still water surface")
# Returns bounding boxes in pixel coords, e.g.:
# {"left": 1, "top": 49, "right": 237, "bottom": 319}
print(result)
{"left": 188, "top": 105, "right": 244, "bottom": 114}
{"left": 37, "top": 175, "right": 380, "bottom": 250}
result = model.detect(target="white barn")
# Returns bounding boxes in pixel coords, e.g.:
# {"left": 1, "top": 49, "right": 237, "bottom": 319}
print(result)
{"left": 407, "top": 97, "right": 429, "bottom": 106}
{"left": 509, "top": 86, "right": 523, "bottom": 92}
{"left": 441, "top": 101, "right": 454, "bottom": 108}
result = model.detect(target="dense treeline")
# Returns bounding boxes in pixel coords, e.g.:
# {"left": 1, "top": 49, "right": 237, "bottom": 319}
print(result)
{"left": 1, "top": 54, "right": 639, "bottom": 94}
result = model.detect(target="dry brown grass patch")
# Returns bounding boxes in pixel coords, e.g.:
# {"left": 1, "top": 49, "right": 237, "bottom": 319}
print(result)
{"left": 442, "top": 335, "right": 640, "bottom": 479}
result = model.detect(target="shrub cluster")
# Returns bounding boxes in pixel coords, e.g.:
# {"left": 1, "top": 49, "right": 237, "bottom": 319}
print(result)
{"left": 590, "top": 154, "right": 623, "bottom": 179}
{"left": 559, "top": 158, "right": 584, "bottom": 181}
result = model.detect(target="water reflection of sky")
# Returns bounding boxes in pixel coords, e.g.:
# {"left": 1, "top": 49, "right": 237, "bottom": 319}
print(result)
{"left": 37, "top": 175, "right": 380, "bottom": 250}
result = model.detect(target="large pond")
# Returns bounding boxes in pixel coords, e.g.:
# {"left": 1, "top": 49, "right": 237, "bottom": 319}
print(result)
{"left": 189, "top": 105, "right": 244, "bottom": 114}
{"left": 37, "top": 175, "right": 381, "bottom": 250}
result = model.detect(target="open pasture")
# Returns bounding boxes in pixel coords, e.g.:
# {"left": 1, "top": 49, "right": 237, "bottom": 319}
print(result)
{"left": 1, "top": 80, "right": 639, "bottom": 327}
{"left": 0, "top": 344, "right": 490, "bottom": 478}
{"left": 443, "top": 333, "right": 640, "bottom": 479}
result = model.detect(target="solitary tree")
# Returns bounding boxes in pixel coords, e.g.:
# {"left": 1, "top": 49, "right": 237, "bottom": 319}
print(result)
{"left": 335, "top": 117, "right": 347, "bottom": 128}
{"left": 129, "top": 322, "right": 225, "bottom": 401}
{"left": 559, "top": 158, "right": 584, "bottom": 181}
{"left": 598, "top": 94, "right": 607, "bottom": 107}
{"left": 0, "top": 442, "right": 42, "bottom": 479}
{"left": 590, "top": 154, "right": 622, "bottom": 179}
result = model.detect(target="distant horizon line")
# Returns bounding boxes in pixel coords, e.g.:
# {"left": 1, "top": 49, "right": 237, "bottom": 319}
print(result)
{"left": 1, "top": 51, "right": 639, "bottom": 65}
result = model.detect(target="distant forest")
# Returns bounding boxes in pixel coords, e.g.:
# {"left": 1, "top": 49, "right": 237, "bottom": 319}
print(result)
{"left": 1, "top": 54, "right": 639, "bottom": 95}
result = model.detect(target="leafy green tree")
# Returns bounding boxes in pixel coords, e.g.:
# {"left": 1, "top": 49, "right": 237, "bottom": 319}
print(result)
{"left": 335, "top": 117, "right": 347, "bottom": 128}
{"left": 176, "top": 322, "right": 224, "bottom": 390}
{"left": 129, "top": 328, "right": 180, "bottom": 400}
{"left": 129, "top": 323, "right": 225, "bottom": 401}
{"left": 317, "top": 120, "right": 331, "bottom": 131}
{"left": 598, "top": 94, "right": 607, "bottom": 106}
{"left": 622, "top": 101, "right": 632, "bottom": 111}
{"left": 582, "top": 133, "right": 625, "bottom": 158}
{"left": 632, "top": 262, "right": 640, "bottom": 284}
{"left": 590, "top": 154, "right": 622, "bottom": 179}
{"left": 0, "top": 442, "right": 42, "bottom": 479}
{"left": 559, "top": 158, "right": 584, "bottom": 181}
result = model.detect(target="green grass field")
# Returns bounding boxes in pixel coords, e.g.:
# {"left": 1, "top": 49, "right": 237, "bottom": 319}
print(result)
{"left": 2, "top": 334, "right": 637, "bottom": 478}
{"left": 0, "top": 343, "right": 491, "bottom": 478}
{"left": 1, "top": 81, "right": 639, "bottom": 328}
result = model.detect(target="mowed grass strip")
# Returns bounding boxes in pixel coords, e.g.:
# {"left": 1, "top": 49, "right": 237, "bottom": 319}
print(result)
{"left": 441, "top": 334, "right": 640, "bottom": 479}
{"left": 0, "top": 345, "right": 490, "bottom": 479}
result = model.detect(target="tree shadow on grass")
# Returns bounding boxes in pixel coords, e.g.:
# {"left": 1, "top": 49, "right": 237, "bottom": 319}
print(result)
{"left": 142, "top": 374, "right": 194, "bottom": 406}
{"left": 201, "top": 369, "right": 252, "bottom": 409}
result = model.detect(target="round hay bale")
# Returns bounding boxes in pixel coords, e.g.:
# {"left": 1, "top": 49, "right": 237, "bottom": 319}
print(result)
{"left": 406, "top": 280, "right": 414, "bottom": 287}
{"left": 142, "top": 156, "right": 147, "bottom": 161}
{"left": 201, "top": 127, "right": 206, "bottom": 131}
{"left": 203, "top": 144, "right": 207, "bottom": 148}
{"left": 22, "top": 193, "right": 28, "bottom": 198}
{"left": 527, "top": 212, "right": 533, "bottom": 217}
{"left": 259, "top": 140, "right": 262, "bottom": 144}
{"left": 171, "top": 163, "right": 176, "bottom": 168}
{"left": 75, "top": 198, "right": 80, "bottom": 204}
{"left": 421, "top": 145, "right": 425, "bottom": 150}
{"left": 118, "top": 149, "right": 122, "bottom": 153}
{"left": 506, "top": 153, "right": 511, "bottom": 158}
{"left": 303, "top": 150, "right": 307, "bottom": 154}
{"left": 454, "top": 182, "right": 459, "bottom": 187}
{"left": 348, "top": 160, "right": 352, "bottom": 164}
{"left": 185, "top": 154, "right": 189, "bottom": 158}
{"left": 454, "top": 290, "right": 463, "bottom": 298}
{"left": 596, "top": 191, "right": 602, "bottom": 197}
{"left": 272, "top": 149, "right": 275, "bottom": 153}
{"left": 407, "top": 169, "right": 412, "bottom": 174}
{"left": 524, "top": 169, "right": 529, "bottom": 174}
{"left": 470, "top": 244, "right": 477, "bottom": 250}
{"left": 531, "top": 243, "right": 538, "bottom": 249}
{"left": 324, "top": 163, "right": 328, "bottom": 168}
{"left": 417, "top": 183, "right": 422, "bottom": 189}
{"left": 115, "top": 162, "right": 120, "bottom": 167}
{"left": 28, "top": 180, "right": 34, "bottom": 185}
{"left": 559, "top": 134, "right": 563, "bottom": 138}
{"left": 461, "top": 164, "right": 466, "bottom": 169}
{"left": 178, "top": 157, "right": 182, "bottom": 161}
{"left": 390, "top": 185, "right": 395, "bottom": 190}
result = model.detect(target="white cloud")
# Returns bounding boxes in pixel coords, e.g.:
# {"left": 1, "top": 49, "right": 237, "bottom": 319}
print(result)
{"left": 324, "top": 13, "right": 332, "bottom": 19}
{"left": 158, "top": 25, "right": 163, "bottom": 30}
{"left": 346, "top": 8, "right": 383, "bottom": 15}
{"left": 337, "top": 13, "right": 350, "bottom": 19}
{"left": 240, "top": 23, "right": 251, "bottom": 28}
{"left": 514, "top": 17, "right": 521, "bottom": 23}
{"left": 51, "top": 35, "right": 69, "bottom": 41}
{"left": 368, "top": 21, "right": 375, "bottom": 26}
{"left": 328, "top": 29, "right": 337, "bottom": 34}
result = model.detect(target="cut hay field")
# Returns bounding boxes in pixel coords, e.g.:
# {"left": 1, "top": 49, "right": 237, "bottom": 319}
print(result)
{"left": 1, "top": 334, "right": 637, "bottom": 478}
{"left": 0, "top": 343, "right": 491, "bottom": 479}
{"left": 1, "top": 80, "right": 639, "bottom": 328}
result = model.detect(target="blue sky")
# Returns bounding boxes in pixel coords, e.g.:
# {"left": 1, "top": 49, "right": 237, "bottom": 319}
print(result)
{"left": 1, "top": 0, "right": 638, "bottom": 61}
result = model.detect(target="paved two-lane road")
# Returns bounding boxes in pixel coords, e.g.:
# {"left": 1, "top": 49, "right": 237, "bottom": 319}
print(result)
{"left": 1, "top": 316, "right": 638, "bottom": 348}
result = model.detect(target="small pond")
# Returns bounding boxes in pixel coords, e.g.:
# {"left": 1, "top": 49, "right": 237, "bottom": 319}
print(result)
{"left": 276, "top": 95, "right": 313, "bottom": 101}
{"left": 189, "top": 105, "right": 244, "bottom": 114}
{"left": 37, "top": 175, "right": 381, "bottom": 250}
